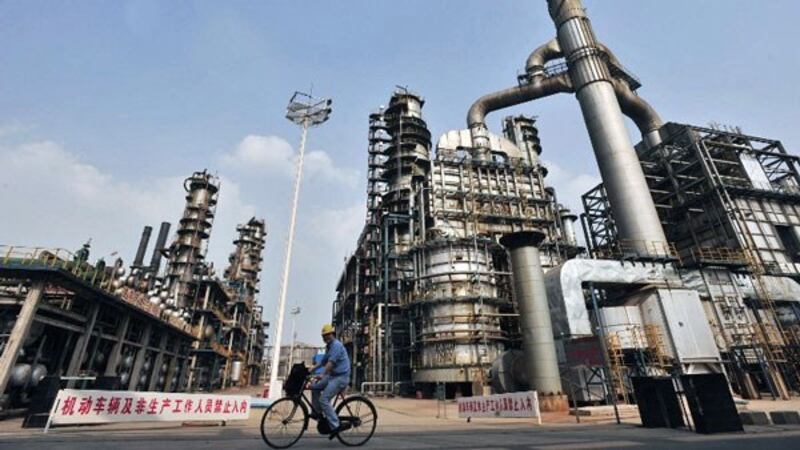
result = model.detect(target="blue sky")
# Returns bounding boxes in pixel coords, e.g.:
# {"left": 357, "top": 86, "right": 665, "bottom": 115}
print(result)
{"left": 1, "top": 0, "right": 799, "bottom": 344}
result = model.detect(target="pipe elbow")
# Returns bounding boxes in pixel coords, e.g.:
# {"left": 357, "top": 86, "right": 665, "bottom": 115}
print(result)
{"left": 612, "top": 77, "right": 663, "bottom": 134}
{"left": 525, "top": 37, "right": 562, "bottom": 78}
{"left": 597, "top": 42, "right": 664, "bottom": 139}
{"left": 467, "top": 101, "right": 489, "bottom": 130}
{"left": 466, "top": 73, "right": 573, "bottom": 131}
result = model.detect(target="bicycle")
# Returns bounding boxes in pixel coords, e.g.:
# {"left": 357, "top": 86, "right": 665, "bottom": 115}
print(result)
{"left": 260, "top": 364, "right": 378, "bottom": 448}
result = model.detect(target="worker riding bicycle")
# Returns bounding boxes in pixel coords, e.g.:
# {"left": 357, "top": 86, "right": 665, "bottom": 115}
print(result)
{"left": 310, "top": 324, "right": 351, "bottom": 439}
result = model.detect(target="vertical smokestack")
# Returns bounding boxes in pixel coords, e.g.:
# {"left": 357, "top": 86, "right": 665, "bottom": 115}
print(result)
{"left": 149, "top": 222, "right": 171, "bottom": 273}
{"left": 547, "top": 0, "right": 667, "bottom": 254}
{"left": 500, "top": 231, "right": 562, "bottom": 395}
{"left": 133, "top": 226, "right": 152, "bottom": 268}
{"left": 559, "top": 207, "right": 578, "bottom": 246}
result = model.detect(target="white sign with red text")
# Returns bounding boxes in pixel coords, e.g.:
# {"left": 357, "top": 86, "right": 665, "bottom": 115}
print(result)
{"left": 49, "top": 389, "right": 251, "bottom": 425}
{"left": 457, "top": 391, "right": 540, "bottom": 421}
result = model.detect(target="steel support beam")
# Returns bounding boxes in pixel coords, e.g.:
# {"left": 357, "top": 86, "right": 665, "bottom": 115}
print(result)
{"left": 65, "top": 301, "right": 100, "bottom": 388}
{"left": 127, "top": 323, "right": 152, "bottom": 391}
{"left": 0, "top": 280, "right": 45, "bottom": 395}
{"left": 148, "top": 332, "right": 168, "bottom": 391}
{"left": 104, "top": 314, "right": 131, "bottom": 376}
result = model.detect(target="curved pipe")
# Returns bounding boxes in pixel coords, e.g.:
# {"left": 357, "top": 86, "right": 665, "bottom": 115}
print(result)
{"left": 612, "top": 77, "right": 663, "bottom": 145}
{"left": 525, "top": 37, "right": 562, "bottom": 78}
{"left": 596, "top": 43, "right": 664, "bottom": 146}
{"left": 467, "top": 72, "right": 573, "bottom": 131}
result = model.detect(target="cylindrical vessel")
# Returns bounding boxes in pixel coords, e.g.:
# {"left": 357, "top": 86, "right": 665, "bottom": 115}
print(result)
{"left": 166, "top": 171, "right": 219, "bottom": 307}
{"left": 500, "top": 231, "right": 562, "bottom": 395}
{"left": 559, "top": 207, "right": 578, "bottom": 246}
{"left": 549, "top": 0, "right": 667, "bottom": 252}
{"left": 149, "top": 222, "right": 171, "bottom": 273}
{"left": 133, "top": 226, "right": 152, "bottom": 267}
{"left": 411, "top": 241, "right": 505, "bottom": 383}
{"left": 231, "top": 361, "right": 243, "bottom": 383}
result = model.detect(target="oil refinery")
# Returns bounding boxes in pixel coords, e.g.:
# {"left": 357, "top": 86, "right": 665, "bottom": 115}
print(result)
{"left": 0, "top": 170, "right": 268, "bottom": 419}
{"left": 1, "top": 0, "right": 800, "bottom": 440}
{"left": 333, "top": 0, "right": 800, "bottom": 412}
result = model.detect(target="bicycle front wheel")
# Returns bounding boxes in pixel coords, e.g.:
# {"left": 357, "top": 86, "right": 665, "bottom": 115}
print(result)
{"left": 260, "top": 397, "right": 308, "bottom": 449}
{"left": 335, "top": 395, "right": 378, "bottom": 447}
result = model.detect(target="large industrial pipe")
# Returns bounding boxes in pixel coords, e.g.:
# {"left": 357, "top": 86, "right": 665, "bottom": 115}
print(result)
{"left": 547, "top": 0, "right": 667, "bottom": 251}
{"left": 595, "top": 43, "right": 664, "bottom": 147}
{"left": 611, "top": 78, "right": 663, "bottom": 148}
{"left": 133, "top": 225, "right": 152, "bottom": 268}
{"left": 149, "top": 222, "right": 171, "bottom": 273}
{"left": 467, "top": 72, "right": 572, "bottom": 155}
{"left": 525, "top": 37, "right": 562, "bottom": 78}
{"left": 500, "top": 231, "right": 562, "bottom": 395}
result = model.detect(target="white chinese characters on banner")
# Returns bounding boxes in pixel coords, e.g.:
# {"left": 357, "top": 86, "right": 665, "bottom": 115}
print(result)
{"left": 457, "top": 391, "right": 540, "bottom": 420}
{"left": 50, "top": 389, "right": 251, "bottom": 425}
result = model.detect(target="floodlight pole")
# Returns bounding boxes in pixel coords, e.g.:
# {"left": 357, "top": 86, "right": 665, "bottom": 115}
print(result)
{"left": 287, "top": 306, "right": 301, "bottom": 372}
{"left": 268, "top": 119, "right": 309, "bottom": 398}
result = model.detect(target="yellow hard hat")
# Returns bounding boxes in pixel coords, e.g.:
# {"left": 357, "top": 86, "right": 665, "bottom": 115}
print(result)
{"left": 321, "top": 324, "right": 335, "bottom": 335}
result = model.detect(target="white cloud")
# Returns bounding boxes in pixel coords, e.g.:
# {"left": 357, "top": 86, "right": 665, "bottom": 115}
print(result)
{"left": 221, "top": 134, "right": 294, "bottom": 174}
{"left": 220, "top": 134, "right": 358, "bottom": 187}
{"left": 0, "top": 138, "right": 256, "bottom": 270}
{"left": 0, "top": 131, "right": 365, "bottom": 344}
{"left": 306, "top": 202, "right": 365, "bottom": 259}
{"left": 542, "top": 159, "right": 601, "bottom": 214}
{"left": 0, "top": 122, "right": 32, "bottom": 138}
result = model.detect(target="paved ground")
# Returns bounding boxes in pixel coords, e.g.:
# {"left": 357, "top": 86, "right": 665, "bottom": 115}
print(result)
{"left": 1, "top": 396, "right": 799, "bottom": 449}
{"left": 2, "top": 421, "right": 800, "bottom": 450}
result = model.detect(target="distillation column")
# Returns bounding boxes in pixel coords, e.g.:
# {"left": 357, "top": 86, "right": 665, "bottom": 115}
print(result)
{"left": 224, "top": 217, "right": 267, "bottom": 386}
{"left": 380, "top": 90, "right": 431, "bottom": 384}
{"left": 547, "top": 0, "right": 666, "bottom": 252}
{"left": 165, "top": 171, "right": 219, "bottom": 309}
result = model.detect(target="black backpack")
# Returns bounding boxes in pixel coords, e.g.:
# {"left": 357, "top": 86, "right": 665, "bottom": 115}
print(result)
{"left": 284, "top": 363, "right": 309, "bottom": 396}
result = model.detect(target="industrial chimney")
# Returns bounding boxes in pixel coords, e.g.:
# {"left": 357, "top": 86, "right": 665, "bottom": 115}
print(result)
{"left": 545, "top": 0, "right": 666, "bottom": 254}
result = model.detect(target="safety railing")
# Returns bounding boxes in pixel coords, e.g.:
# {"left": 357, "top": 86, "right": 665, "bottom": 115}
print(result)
{"left": 0, "top": 244, "right": 191, "bottom": 333}
{"left": 688, "top": 246, "right": 751, "bottom": 267}
{"left": 0, "top": 245, "right": 113, "bottom": 287}
{"left": 360, "top": 381, "right": 403, "bottom": 396}
{"left": 593, "top": 240, "right": 679, "bottom": 263}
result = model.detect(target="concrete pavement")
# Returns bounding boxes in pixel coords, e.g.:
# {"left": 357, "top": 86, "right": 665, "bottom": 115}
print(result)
{"left": 1, "top": 397, "right": 800, "bottom": 449}
{"left": 2, "top": 421, "right": 800, "bottom": 450}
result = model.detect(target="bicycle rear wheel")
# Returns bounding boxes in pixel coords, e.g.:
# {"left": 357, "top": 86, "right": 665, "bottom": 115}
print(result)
{"left": 260, "top": 397, "right": 308, "bottom": 449}
{"left": 335, "top": 396, "right": 377, "bottom": 447}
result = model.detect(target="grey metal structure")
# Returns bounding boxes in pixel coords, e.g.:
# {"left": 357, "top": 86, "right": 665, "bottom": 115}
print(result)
{"left": 500, "top": 232, "right": 562, "bottom": 395}
{"left": 333, "top": 0, "right": 800, "bottom": 408}
{"left": 133, "top": 226, "right": 152, "bottom": 269}
{"left": 165, "top": 170, "right": 219, "bottom": 311}
{"left": 224, "top": 217, "right": 268, "bottom": 386}
{"left": 581, "top": 123, "right": 800, "bottom": 399}
{"left": 148, "top": 222, "right": 171, "bottom": 275}
{"left": 334, "top": 89, "right": 579, "bottom": 398}
{"left": 0, "top": 169, "right": 268, "bottom": 416}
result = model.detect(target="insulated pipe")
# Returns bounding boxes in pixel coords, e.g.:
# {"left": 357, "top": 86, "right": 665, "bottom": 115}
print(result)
{"left": 133, "top": 226, "right": 152, "bottom": 268}
{"left": 500, "top": 231, "right": 563, "bottom": 395}
{"left": 467, "top": 73, "right": 573, "bottom": 154}
{"left": 149, "top": 222, "right": 171, "bottom": 273}
{"left": 547, "top": 0, "right": 667, "bottom": 250}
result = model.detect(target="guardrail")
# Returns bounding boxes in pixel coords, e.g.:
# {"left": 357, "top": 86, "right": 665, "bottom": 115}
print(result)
{"left": 360, "top": 381, "right": 404, "bottom": 396}
{"left": 0, "top": 244, "right": 190, "bottom": 333}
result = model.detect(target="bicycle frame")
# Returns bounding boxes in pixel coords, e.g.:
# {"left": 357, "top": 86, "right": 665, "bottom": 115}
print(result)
{"left": 292, "top": 385, "right": 346, "bottom": 418}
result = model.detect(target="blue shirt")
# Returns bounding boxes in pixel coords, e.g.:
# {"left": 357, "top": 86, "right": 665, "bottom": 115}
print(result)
{"left": 321, "top": 338, "right": 350, "bottom": 377}
{"left": 312, "top": 353, "right": 325, "bottom": 375}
